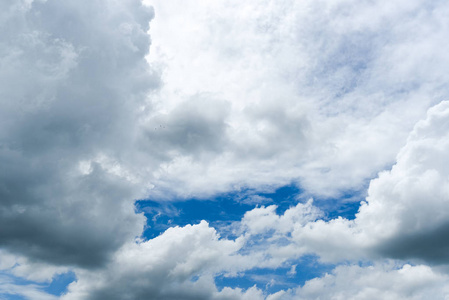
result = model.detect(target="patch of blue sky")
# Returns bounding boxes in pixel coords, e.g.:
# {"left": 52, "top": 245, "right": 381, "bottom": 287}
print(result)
{"left": 0, "top": 272, "right": 31, "bottom": 285}
{"left": 312, "top": 189, "right": 366, "bottom": 221}
{"left": 135, "top": 184, "right": 303, "bottom": 240}
{"left": 0, "top": 294, "right": 25, "bottom": 300}
{"left": 136, "top": 183, "right": 365, "bottom": 240}
{"left": 215, "top": 254, "right": 335, "bottom": 294}
{"left": 0, "top": 271, "right": 75, "bottom": 299}
{"left": 42, "top": 271, "right": 76, "bottom": 296}
{"left": 0, "top": 272, "right": 35, "bottom": 300}
{"left": 135, "top": 184, "right": 366, "bottom": 294}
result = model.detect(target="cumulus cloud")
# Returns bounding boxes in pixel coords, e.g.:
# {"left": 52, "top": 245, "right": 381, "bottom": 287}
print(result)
{"left": 62, "top": 221, "right": 266, "bottom": 300}
{"left": 292, "top": 263, "right": 449, "bottom": 300}
{"left": 59, "top": 202, "right": 320, "bottom": 299}
{"left": 362, "top": 101, "right": 449, "bottom": 263}
{"left": 282, "top": 101, "right": 449, "bottom": 265}
{"left": 0, "top": 0, "right": 157, "bottom": 268}
{"left": 141, "top": 0, "right": 449, "bottom": 199}
{"left": 59, "top": 150, "right": 449, "bottom": 299}
{"left": 129, "top": 0, "right": 447, "bottom": 202}
{"left": 3, "top": 0, "right": 449, "bottom": 299}
{"left": 12, "top": 97, "right": 449, "bottom": 298}
{"left": 62, "top": 99, "right": 449, "bottom": 299}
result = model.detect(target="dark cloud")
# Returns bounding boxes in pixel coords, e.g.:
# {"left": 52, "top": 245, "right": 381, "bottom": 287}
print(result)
{"left": 0, "top": 0, "right": 157, "bottom": 268}
{"left": 378, "top": 222, "right": 449, "bottom": 265}
{"left": 142, "top": 96, "right": 231, "bottom": 159}
{"left": 0, "top": 163, "right": 143, "bottom": 268}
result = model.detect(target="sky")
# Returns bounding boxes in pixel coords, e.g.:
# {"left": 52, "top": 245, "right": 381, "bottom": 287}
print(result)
{"left": 2, "top": 0, "right": 449, "bottom": 299}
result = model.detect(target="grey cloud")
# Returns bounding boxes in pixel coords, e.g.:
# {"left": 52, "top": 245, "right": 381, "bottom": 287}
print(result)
{"left": 236, "top": 102, "right": 310, "bottom": 159}
{"left": 362, "top": 101, "right": 449, "bottom": 265}
{"left": 287, "top": 101, "right": 449, "bottom": 265}
{"left": 0, "top": 163, "right": 144, "bottom": 268}
{"left": 62, "top": 221, "right": 264, "bottom": 300}
{"left": 291, "top": 263, "right": 449, "bottom": 300}
{"left": 0, "top": 0, "right": 157, "bottom": 268}
{"left": 143, "top": 96, "right": 231, "bottom": 159}
{"left": 377, "top": 222, "right": 449, "bottom": 265}
{"left": 5, "top": 0, "right": 449, "bottom": 298}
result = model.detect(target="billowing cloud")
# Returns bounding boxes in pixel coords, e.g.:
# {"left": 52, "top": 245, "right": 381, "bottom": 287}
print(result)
{"left": 59, "top": 145, "right": 449, "bottom": 298}
{"left": 60, "top": 202, "right": 318, "bottom": 300}
{"left": 265, "top": 100, "right": 449, "bottom": 265}
{"left": 363, "top": 101, "right": 449, "bottom": 263}
{"left": 61, "top": 221, "right": 265, "bottom": 300}
{"left": 292, "top": 263, "right": 449, "bottom": 300}
{"left": 140, "top": 0, "right": 449, "bottom": 199}
{"left": 0, "top": 0, "right": 156, "bottom": 268}
{"left": 3, "top": 0, "right": 449, "bottom": 299}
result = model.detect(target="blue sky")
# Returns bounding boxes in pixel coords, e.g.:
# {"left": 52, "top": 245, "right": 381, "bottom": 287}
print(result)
{"left": 134, "top": 184, "right": 349, "bottom": 294}
{"left": 2, "top": 0, "right": 449, "bottom": 299}
{"left": 137, "top": 181, "right": 364, "bottom": 292}
{"left": 136, "top": 183, "right": 363, "bottom": 240}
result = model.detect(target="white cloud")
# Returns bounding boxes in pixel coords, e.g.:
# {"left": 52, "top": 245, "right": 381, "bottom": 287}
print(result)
{"left": 142, "top": 0, "right": 449, "bottom": 199}
{"left": 3, "top": 0, "right": 449, "bottom": 299}
{"left": 35, "top": 97, "right": 449, "bottom": 297}
{"left": 61, "top": 221, "right": 267, "bottom": 300}
{"left": 282, "top": 100, "right": 449, "bottom": 264}
{"left": 358, "top": 101, "right": 449, "bottom": 263}
{"left": 241, "top": 200, "right": 321, "bottom": 236}
{"left": 292, "top": 263, "right": 449, "bottom": 300}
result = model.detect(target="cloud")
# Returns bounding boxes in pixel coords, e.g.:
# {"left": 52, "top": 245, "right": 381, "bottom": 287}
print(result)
{"left": 61, "top": 221, "right": 267, "bottom": 300}
{"left": 0, "top": 0, "right": 157, "bottom": 268}
{"left": 22, "top": 96, "right": 449, "bottom": 297}
{"left": 363, "top": 101, "right": 449, "bottom": 263}
{"left": 3, "top": 0, "right": 449, "bottom": 298}
{"left": 288, "top": 101, "right": 449, "bottom": 265}
{"left": 292, "top": 263, "right": 449, "bottom": 300}
{"left": 143, "top": 0, "right": 449, "bottom": 199}
{"left": 57, "top": 165, "right": 449, "bottom": 299}
{"left": 241, "top": 200, "right": 321, "bottom": 236}
{"left": 57, "top": 200, "right": 337, "bottom": 300}
{"left": 74, "top": 99, "right": 449, "bottom": 299}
